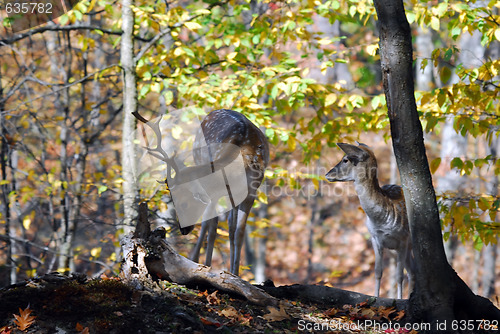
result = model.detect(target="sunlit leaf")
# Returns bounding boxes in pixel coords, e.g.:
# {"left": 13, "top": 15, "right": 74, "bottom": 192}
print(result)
{"left": 430, "top": 158, "right": 441, "bottom": 174}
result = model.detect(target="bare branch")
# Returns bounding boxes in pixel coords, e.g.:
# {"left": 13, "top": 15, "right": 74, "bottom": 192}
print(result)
{"left": 0, "top": 23, "right": 151, "bottom": 46}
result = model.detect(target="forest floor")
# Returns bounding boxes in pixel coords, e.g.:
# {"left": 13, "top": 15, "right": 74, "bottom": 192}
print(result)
{"left": 0, "top": 273, "right": 416, "bottom": 334}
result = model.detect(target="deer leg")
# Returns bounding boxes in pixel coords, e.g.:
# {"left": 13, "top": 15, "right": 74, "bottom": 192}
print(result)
{"left": 405, "top": 243, "right": 415, "bottom": 296}
{"left": 372, "top": 238, "right": 384, "bottom": 297}
{"left": 190, "top": 201, "right": 218, "bottom": 265}
{"left": 396, "top": 247, "right": 406, "bottom": 299}
{"left": 204, "top": 217, "right": 218, "bottom": 266}
{"left": 229, "top": 197, "right": 254, "bottom": 275}
{"left": 228, "top": 208, "right": 237, "bottom": 274}
{"left": 190, "top": 219, "right": 208, "bottom": 263}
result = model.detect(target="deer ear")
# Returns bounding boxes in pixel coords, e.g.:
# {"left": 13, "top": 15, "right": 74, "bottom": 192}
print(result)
{"left": 356, "top": 141, "right": 370, "bottom": 149}
{"left": 337, "top": 143, "right": 370, "bottom": 162}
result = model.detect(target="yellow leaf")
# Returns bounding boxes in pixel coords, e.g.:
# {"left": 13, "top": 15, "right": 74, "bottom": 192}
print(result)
{"left": 247, "top": 103, "right": 262, "bottom": 110}
{"left": 23, "top": 217, "right": 31, "bottom": 230}
{"left": 172, "top": 125, "right": 183, "bottom": 139}
{"left": 151, "top": 82, "right": 161, "bottom": 93}
{"left": 184, "top": 21, "right": 202, "bottom": 31}
{"left": 312, "top": 178, "right": 319, "bottom": 190}
{"left": 159, "top": 201, "right": 168, "bottom": 212}
{"left": 317, "top": 38, "right": 332, "bottom": 45}
{"left": 324, "top": 93, "right": 337, "bottom": 107}
{"left": 478, "top": 197, "right": 490, "bottom": 212}
{"left": 173, "top": 47, "right": 184, "bottom": 57}
{"left": 430, "top": 157, "right": 441, "bottom": 174}
{"left": 287, "top": 135, "right": 297, "bottom": 152}
{"left": 430, "top": 17, "right": 440, "bottom": 31}
{"left": 227, "top": 51, "right": 238, "bottom": 61}
{"left": 90, "top": 247, "right": 101, "bottom": 258}
{"left": 366, "top": 44, "right": 379, "bottom": 56}
{"left": 257, "top": 191, "right": 268, "bottom": 204}
{"left": 495, "top": 28, "right": 500, "bottom": 42}
{"left": 217, "top": 229, "right": 229, "bottom": 237}
{"left": 87, "top": 0, "right": 97, "bottom": 12}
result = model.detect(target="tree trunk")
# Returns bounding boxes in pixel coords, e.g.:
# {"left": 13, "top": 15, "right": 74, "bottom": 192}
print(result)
{"left": 415, "top": 27, "right": 433, "bottom": 91}
{"left": 373, "top": 0, "right": 500, "bottom": 329}
{"left": 0, "top": 70, "right": 16, "bottom": 285}
{"left": 46, "top": 30, "right": 74, "bottom": 273}
{"left": 121, "top": 0, "right": 138, "bottom": 234}
{"left": 482, "top": 135, "right": 499, "bottom": 298}
{"left": 244, "top": 200, "right": 268, "bottom": 284}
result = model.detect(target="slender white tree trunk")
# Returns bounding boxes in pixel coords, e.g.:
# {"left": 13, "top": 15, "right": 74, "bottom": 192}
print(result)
{"left": 438, "top": 31, "right": 484, "bottom": 264}
{"left": 482, "top": 135, "right": 499, "bottom": 297}
{"left": 121, "top": 0, "right": 138, "bottom": 234}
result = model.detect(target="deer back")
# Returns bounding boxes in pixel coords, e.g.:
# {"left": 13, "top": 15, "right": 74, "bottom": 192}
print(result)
{"left": 195, "top": 109, "right": 270, "bottom": 189}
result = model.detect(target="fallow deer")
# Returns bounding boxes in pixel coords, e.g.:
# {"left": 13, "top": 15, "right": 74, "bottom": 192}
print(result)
{"left": 325, "top": 142, "right": 414, "bottom": 299}
{"left": 134, "top": 109, "right": 269, "bottom": 276}
{"left": 184, "top": 109, "right": 269, "bottom": 275}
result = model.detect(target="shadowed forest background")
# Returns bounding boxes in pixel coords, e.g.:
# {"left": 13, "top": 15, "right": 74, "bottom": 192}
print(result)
{"left": 0, "top": 0, "right": 499, "bottom": 305}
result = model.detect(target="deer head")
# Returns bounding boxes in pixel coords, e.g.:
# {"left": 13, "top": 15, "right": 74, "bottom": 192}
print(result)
{"left": 325, "top": 142, "right": 378, "bottom": 183}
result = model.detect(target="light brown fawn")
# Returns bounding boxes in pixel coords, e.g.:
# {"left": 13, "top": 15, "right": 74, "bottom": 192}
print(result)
{"left": 325, "top": 143, "right": 414, "bottom": 299}
{"left": 135, "top": 109, "right": 269, "bottom": 276}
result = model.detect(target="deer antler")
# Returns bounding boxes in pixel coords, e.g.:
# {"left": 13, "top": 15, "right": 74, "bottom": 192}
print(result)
{"left": 132, "top": 111, "right": 179, "bottom": 184}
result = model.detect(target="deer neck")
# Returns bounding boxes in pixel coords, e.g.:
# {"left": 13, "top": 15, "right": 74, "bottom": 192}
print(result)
{"left": 353, "top": 175, "right": 386, "bottom": 219}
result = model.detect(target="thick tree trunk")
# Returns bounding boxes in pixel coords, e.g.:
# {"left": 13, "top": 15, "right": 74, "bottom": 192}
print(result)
{"left": 373, "top": 0, "right": 500, "bottom": 329}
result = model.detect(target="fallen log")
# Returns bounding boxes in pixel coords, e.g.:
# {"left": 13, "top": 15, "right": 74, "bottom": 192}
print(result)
{"left": 258, "top": 283, "right": 409, "bottom": 309}
{"left": 120, "top": 203, "right": 277, "bottom": 307}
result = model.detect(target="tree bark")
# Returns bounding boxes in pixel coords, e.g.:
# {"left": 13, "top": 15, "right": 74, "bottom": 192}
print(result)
{"left": 482, "top": 135, "right": 499, "bottom": 298}
{"left": 373, "top": 0, "right": 500, "bottom": 329}
{"left": 259, "top": 284, "right": 408, "bottom": 309}
{"left": 0, "top": 69, "right": 16, "bottom": 285}
{"left": 121, "top": 0, "right": 139, "bottom": 234}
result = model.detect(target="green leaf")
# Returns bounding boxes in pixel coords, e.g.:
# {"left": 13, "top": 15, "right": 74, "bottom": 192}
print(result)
{"left": 425, "top": 115, "right": 438, "bottom": 133}
{"left": 450, "top": 157, "right": 463, "bottom": 170}
{"left": 139, "top": 84, "right": 150, "bottom": 98}
{"left": 451, "top": 27, "right": 462, "bottom": 40}
{"left": 473, "top": 235, "right": 484, "bottom": 252}
{"left": 440, "top": 67, "right": 452, "bottom": 84}
{"left": 265, "top": 128, "right": 275, "bottom": 140}
{"left": 163, "top": 90, "right": 174, "bottom": 105}
{"left": 406, "top": 12, "right": 416, "bottom": 24}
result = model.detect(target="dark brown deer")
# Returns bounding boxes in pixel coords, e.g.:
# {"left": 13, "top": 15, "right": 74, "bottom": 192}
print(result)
{"left": 325, "top": 142, "right": 414, "bottom": 298}
{"left": 134, "top": 109, "right": 269, "bottom": 275}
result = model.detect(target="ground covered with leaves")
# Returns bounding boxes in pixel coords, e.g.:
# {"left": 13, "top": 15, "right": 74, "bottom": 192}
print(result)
{"left": 0, "top": 274, "right": 417, "bottom": 334}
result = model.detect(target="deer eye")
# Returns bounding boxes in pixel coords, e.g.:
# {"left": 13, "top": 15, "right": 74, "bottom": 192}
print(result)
{"left": 342, "top": 158, "right": 349, "bottom": 163}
